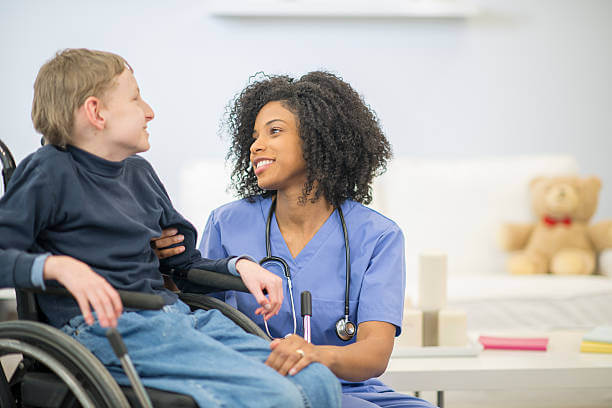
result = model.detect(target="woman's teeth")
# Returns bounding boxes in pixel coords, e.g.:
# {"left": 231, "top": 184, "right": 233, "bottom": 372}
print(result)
{"left": 256, "top": 160, "right": 274, "bottom": 168}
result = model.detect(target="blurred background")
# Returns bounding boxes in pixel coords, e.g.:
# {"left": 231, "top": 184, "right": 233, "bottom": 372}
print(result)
{"left": 1, "top": 0, "right": 611, "bottom": 229}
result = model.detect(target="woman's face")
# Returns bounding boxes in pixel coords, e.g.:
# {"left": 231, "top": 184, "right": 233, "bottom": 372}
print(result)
{"left": 250, "top": 101, "right": 307, "bottom": 192}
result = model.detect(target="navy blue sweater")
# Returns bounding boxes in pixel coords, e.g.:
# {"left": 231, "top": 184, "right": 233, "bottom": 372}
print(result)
{"left": 0, "top": 145, "right": 231, "bottom": 327}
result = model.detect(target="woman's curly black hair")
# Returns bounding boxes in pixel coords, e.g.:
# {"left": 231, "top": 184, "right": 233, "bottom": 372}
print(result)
{"left": 224, "top": 71, "right": 392, "bottom": 207}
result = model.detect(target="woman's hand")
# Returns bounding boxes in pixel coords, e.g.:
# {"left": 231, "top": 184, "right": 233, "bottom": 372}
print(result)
{"left": 235, "top": 258, "right": 283, "bottom": 320}
{"left": 43, "top": 255, "right": 123, "bottom": 328}
{"left": 266, "top": 335, "right": 325, "bottom": 376}
{"left": 268, "top": 322, "right": 396, "bottom": 381}
{"left": 150, "top": 228, "right": 185, "bottom": 259}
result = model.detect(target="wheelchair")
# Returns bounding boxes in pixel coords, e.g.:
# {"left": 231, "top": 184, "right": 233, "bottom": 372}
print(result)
{"left": 0, "top": 139, "right": 270, "bottom": 408}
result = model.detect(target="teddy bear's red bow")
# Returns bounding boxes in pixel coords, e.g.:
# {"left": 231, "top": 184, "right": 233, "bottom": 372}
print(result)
{"left": 542, "top": 216, "right": 572, "bottom": 226}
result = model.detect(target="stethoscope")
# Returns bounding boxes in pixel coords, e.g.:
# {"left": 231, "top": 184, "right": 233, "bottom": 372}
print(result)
{"left": 260, "top": 198, "right": 356, "bottom": 341}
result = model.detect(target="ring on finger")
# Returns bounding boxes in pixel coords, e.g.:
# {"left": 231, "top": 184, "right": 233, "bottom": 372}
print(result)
{"left": 295, "top": 349, "right": 305, "bottom": 358}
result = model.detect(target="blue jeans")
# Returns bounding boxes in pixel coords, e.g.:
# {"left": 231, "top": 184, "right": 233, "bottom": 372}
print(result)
{"left": 62, "top": 300, "right": 341, "bottom": 407}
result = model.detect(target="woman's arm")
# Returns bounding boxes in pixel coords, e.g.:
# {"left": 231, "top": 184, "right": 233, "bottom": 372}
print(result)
{"left": 266, "top": 221, "right": 405, "bottom": 381}
{"left": 265, "top": 320, "right": 396, "bottom": 382}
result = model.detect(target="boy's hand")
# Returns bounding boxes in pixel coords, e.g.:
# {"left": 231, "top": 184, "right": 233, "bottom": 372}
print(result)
{"left": 235, "top": 259, "right": 283, "bottom": 320}
{"left": 43, "top": 255, "right": 123, "bottom": 328}
{"left": 151, "top": 228, "right": 185, "bottom": 259}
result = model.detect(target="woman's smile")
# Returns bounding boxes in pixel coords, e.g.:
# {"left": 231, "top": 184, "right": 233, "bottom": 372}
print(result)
{"left": 254, "top": 158, "right": 275, "bottom": 175}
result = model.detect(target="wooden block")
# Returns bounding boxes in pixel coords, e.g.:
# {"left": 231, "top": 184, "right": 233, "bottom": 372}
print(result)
{"left": 417, "top": 252, "right": 447, "bottom": 311}
{"left": 397, "top": 308, "right": 423, "bottom": 347}
{"left": 422, "top": 310, "right": 439, "bottom": 346}
{"left": 438, "top": 309, "right": 467, "bottom": 347}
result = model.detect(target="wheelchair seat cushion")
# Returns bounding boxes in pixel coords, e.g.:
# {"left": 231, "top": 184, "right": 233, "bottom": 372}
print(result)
{"left": 21, "top": 371, "right": 197, "bottom": 408}
{"left": 122, "top": 385, "right": 197, "bottom": 408}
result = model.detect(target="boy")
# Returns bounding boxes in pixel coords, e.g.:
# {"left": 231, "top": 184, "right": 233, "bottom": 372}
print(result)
{"left": 0, "top": 49, "right": 340, "bottom": 407}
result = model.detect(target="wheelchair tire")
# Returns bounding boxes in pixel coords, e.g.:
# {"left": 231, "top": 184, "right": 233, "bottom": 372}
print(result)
{"left": 179, "top": 293, "right": 271, "bottom": 341}
{"left": 0, "top": 320, "right": 130, "bottom": 408}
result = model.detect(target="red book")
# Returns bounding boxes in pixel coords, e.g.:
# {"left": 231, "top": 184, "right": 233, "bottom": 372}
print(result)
{"left": 478, "top": 335, "right": 548, "bottom": 351}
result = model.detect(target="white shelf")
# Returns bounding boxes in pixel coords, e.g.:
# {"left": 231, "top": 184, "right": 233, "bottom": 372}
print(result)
{"left": 209, "top": 0, "right": 480, "bottom": 19}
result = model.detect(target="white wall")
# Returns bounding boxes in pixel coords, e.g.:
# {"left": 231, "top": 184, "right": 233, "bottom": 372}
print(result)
{"left": 1, "top": 0, "right": 611, "bottom": 233}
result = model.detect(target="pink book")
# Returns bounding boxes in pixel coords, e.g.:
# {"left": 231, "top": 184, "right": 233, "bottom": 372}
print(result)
{"left": 478, "top": 335, "right": 548, "bottom": 351}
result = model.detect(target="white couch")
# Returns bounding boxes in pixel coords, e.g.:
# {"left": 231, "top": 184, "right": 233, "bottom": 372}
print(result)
{"left": 179, "top": 155, "right": 612, "bottom": 333}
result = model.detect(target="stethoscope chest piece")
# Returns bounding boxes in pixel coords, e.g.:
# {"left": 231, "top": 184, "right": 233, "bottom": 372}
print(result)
{"left": 335, "top": 317, "right": 356, "bottom": 341}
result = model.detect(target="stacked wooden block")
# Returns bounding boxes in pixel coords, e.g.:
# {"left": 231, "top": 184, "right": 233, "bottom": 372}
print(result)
{"left": 399, "top": 252, "right": 468, "bottom": 347}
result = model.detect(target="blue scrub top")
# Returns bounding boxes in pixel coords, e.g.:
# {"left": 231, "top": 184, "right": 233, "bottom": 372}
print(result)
{"left": 199, "top": 196, "right": 406, "bottom": 347}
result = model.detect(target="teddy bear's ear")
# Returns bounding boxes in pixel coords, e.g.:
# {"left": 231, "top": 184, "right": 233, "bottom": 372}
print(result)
{"left": 529, "top": 177, "right": 545, "bottom": 190}
{"left": 583, "top": 176, "right": 602, "bottom": 193}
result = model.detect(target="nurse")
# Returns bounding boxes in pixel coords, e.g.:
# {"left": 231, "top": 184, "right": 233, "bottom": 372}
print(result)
{"left": 155, "top": 72, "right": 435, "bottom": 408}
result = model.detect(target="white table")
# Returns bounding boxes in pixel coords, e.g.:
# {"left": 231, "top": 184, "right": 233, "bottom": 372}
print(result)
{"left": 380, "top": 331, "right": 612, "bottom": 407}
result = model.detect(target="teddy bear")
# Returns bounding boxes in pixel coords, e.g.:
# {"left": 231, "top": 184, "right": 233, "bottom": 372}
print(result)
{"left": 499, "top": 176, "right": 612, "bottom": 275}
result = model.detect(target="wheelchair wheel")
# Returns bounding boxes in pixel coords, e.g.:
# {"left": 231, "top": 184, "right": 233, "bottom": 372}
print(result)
{"left": 179, "top": 293, "right": 271, "bottom": 341}
{"left": 0, "top": 320, "right": 130, "bottom": 408}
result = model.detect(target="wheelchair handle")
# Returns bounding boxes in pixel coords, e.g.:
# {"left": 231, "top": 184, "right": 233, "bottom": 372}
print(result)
{"left": 106, "top": 327, "right": 128, "bottom": 357}
{"left": 32, "top": 287, "right": 165, "bottom": 310}
{"left": 301, "top": 291, "right": 312, "bottom": 317}
{"left": 106, "top": 328, "right": 154, "bottom": 408}
{"left": 0, "top": 138, "right": 16, "bottom": 193}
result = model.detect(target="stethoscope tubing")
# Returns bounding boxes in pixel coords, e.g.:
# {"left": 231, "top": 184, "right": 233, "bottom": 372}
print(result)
{"left": 260, "top": 258, "right": 297, "bottom": 337}
{"left": 338, "top": 204, "right": 351, "bottom": 320}
{"left": 260, "top": 198, "right": 353, "bottom": 340}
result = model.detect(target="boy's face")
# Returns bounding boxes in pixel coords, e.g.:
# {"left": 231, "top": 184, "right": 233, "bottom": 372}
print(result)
{"left": 100, "top": 69, "right": 154, "bottom": 159}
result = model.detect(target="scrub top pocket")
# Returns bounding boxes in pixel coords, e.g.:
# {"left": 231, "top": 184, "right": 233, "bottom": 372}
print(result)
{"left": 310, "top": 297, "right": 358, "bottom": 346}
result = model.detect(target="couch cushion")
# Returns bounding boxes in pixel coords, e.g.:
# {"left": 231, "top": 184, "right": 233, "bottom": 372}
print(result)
{"left": 179, "top": 159, "right": 235, "bottom": 239}
{"left": 369, "top": 155, "right": 579, "bottom": 283}
{"left": 444, "top": 275, "right": 612, "bottom": 331}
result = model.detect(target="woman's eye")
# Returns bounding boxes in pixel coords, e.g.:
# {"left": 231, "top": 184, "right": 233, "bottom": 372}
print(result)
{"left": 270, "top": 127, "right": 281, "bottom": 134}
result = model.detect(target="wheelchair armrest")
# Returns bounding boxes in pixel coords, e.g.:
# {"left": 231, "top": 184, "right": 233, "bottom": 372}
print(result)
{"left": 183, "top": 269, "right": 249, "bottom": 293}
{"left": 29, "top": 287, "right": 165, "bottom": 310}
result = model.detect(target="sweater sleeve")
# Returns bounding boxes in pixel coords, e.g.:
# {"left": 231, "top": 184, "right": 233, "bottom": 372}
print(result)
{"left": 0, "top": 157, "right": 56, "bottom": 289}
{"left": 143, "top": 162, "right": 233, "bottom": 276}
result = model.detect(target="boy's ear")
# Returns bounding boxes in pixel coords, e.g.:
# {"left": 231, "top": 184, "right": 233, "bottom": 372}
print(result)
{"left": 82, "top": 96, "right": 105, "bottom": 130}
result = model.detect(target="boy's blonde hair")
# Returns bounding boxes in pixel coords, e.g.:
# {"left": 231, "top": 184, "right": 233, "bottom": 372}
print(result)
{"left": 32, "top": 48, "right": 131, "bottom": 147}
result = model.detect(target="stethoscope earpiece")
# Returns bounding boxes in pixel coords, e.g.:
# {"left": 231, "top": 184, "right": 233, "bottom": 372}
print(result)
{"left": 335, "top": 318, "right": 356, "bottom": 341}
